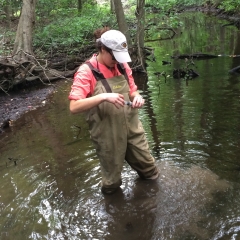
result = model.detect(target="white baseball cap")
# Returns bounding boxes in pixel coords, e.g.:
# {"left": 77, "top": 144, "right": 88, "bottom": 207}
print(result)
{"left": 97, "top": 30, "right": 132, "bottom": 63}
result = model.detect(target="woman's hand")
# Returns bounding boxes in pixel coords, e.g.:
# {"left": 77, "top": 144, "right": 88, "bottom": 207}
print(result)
{"left": 132, "top": 94, "right": 145, "bottom": 108}
{"left": 104, "top": 93, "right": 125, "bottom": 108}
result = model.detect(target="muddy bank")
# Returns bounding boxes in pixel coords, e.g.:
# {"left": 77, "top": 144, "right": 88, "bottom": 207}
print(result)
{"left": 0, "top": 84, "right": 56, "bottom": 132}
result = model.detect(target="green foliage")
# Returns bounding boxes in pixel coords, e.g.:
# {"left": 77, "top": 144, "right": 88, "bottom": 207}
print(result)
{"left": 36, "top": 0, "right": 77, "bottom": 18}
{"left": 34, "top": 3, "right": 117, "bottom": 52}
{"left": 0, "top": 0, "right": 22, "bottom": 18}
{"left": 0, "top": 0, "right": 21, "bottom": 10}
{"left": 0, "top": 30, "right": 15, "bottom": 55}
{"left": 2, "top": 0, "right": 239, "bottom": 57}
{"left": 218, "top": 0, "right": 240, "bottom": 13}
{"left": 145, "top": 0, "right": 203, "bottom": 12}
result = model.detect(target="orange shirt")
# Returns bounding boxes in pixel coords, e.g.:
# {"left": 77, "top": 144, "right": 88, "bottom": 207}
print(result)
{"left": 68, "top": 54, "right": 138, "bottom": 100}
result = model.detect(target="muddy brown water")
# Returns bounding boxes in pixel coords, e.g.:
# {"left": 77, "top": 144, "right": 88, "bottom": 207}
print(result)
{"left": 1, "top": 12, "right": 240, "bottom": 239}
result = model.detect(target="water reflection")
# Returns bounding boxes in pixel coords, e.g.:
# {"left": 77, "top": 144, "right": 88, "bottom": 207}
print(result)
{"left": 24, "top": 161, "right": 233, "bottom": 240}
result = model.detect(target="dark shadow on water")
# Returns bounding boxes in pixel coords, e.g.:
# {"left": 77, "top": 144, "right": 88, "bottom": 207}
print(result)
{"left": 102, "top": 179, "right": 159, "bottom": 240}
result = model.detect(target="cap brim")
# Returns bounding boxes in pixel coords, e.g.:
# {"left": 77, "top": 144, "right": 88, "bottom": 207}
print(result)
{"left": 112, "top": 51, "right": 132, "bottom": 63}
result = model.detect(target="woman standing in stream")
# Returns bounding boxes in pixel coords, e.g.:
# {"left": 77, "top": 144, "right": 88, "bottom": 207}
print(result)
{"left": 69, "top": 27, "right": 159, "bottom": 194}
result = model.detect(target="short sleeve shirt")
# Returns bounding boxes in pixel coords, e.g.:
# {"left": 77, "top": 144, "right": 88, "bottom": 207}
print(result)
{"left": 68, "top": 54, "right": 138, "bottom": 100}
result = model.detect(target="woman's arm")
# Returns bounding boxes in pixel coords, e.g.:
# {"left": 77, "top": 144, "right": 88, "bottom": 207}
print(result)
{"left": 70, "top": 92, "right": 125, "bottom": 114}
{"left": 70, "top": 63, "right": 125, "bottom": 114}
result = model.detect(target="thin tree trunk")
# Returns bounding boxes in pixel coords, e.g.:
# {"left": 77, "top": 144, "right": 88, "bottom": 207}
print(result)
{"left": 12, "top": 0, "right": 37, "bottom": 62}
{"left": 135, "top": 0, "right": 145, "bottom": 71}
{"left": 112, "top": 0, "right": 132, "bottom": 48}
{"left": 3, "top": 1, "right": 11, "bottom": 28}
{"left": 77, "top": 0, "right": 82, "bottom": 13}
{"left": 110, "top": 0, "right": 115, "bottom": 13}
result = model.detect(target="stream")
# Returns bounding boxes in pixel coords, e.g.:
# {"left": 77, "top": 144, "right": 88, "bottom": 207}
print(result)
{"left": 1, "top": 12, "right": 240, "bottom": 240}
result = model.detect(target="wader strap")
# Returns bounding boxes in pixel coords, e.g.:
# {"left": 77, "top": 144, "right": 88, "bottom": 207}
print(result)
{"left": 85, "top": 62, "right": 112, "bottom": 93}
{"left": 117, "top": 63, "right": 129, "bottom": 85}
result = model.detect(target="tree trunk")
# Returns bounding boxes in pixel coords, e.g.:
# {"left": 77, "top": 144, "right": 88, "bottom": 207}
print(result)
{"left": 110, "top": 0, "right": 115, "bottom": 13}
{"left": 77, "top": 0, "right": 82, "bottom": 13}
{"left": 113, "top": 0, "right": 132, "bottom": 48}
{"left": 3, "top": 1, "right": 11, "bottom": 28}
{"left": 135, "top": 0, "right": 146, "bottom": 71}
{"left": 12, "top": 0, "right": 37, "bottom": 63}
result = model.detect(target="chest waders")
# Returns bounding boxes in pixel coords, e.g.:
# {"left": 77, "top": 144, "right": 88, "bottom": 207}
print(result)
{"left": 85, "top": 62, "right": 159, "bottom": 193}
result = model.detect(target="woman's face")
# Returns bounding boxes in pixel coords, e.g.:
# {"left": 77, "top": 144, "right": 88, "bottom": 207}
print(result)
{"left": 101, "top": 48, "right": 118, "bottom": 67}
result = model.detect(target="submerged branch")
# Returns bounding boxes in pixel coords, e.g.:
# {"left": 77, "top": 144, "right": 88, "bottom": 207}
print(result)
{"left": 145, "top": 27, "right": 177, "bottom": 42}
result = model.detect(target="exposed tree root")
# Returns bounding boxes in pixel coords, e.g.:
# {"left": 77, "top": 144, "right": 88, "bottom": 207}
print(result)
{"left": 0, "top": 54, "right": 83, "bottom": 92}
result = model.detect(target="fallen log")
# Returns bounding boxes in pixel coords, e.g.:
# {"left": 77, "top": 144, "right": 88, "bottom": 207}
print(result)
{"left": 48, "top": 56, "right": 85, "bottom": 69}
{"left": 0, "top": 58, "right": 78, "bottom": 92}
{"left": 172, "top": 53, "right": 219, "bottom": 59}
{"left": 229, "top": 65, "right": 240, "bottom": 74}
{"left": 172, "top": 53, "right": 240, "bottom": 59}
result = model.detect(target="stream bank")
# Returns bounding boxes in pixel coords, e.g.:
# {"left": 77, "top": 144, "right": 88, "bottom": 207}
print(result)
{"left": 0, "top": 83, "right": 56, "bottom": 131}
